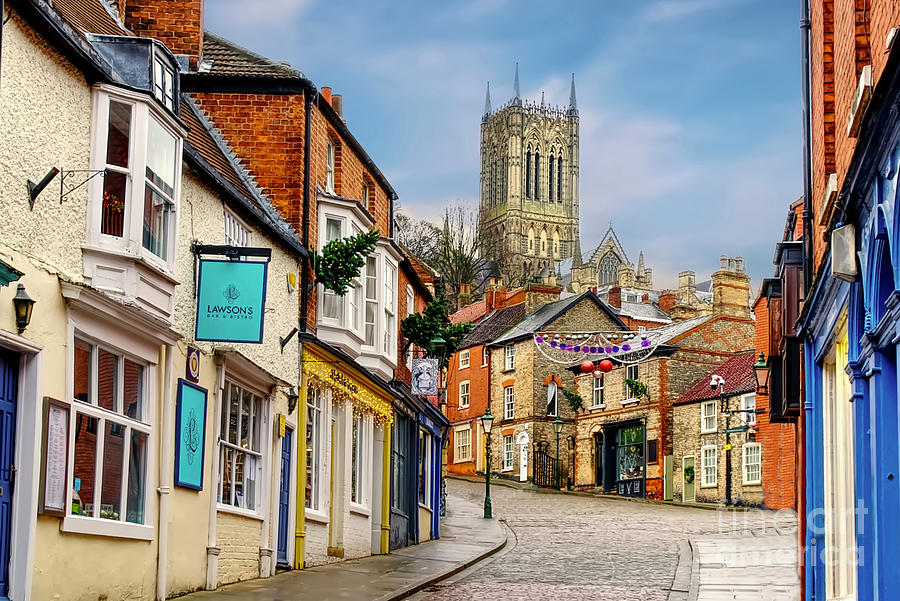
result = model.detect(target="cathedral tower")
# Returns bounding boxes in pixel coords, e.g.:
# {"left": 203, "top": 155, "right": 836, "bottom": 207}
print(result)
{"left": 479, "top": 66, "right": 580, "bottom": 284}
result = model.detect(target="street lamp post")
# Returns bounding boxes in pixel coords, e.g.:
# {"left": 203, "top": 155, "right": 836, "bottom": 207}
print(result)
{"left": 711, "top": 374, "right": 731, "bottom": 505}
{"left": 481, "top": 407, "right": 494, "bottom": 519}
{"left": 553, "top": 416, "right": 564, "bottom": 491}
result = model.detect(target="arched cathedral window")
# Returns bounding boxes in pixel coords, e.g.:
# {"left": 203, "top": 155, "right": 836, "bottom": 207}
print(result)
{"left": 534, "top": 151, "right": 541, "bottom": 201}
{"left": 525, "top": 150, "right": 532, "bottom": 199}
{"left": 528, "top": 226, "right": 535, "bottom": 254}
{"left": 552, "top": 230, "right": 560, "bottom": 258}
{"left": 557, "top": 156, "right": 563, "bottom": 202}
{"left": 549, "top": 153, "right": 555, "bottom": 202}
{"left": 540, "top": 229, "right": 547, "bottom": 256}
{"left": 598, "top": 252, "right": 621, "bottom": 286}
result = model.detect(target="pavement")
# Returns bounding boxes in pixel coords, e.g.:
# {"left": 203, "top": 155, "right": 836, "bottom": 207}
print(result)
{"left": 176, "top": 489, "right": 506, "bottom": 601}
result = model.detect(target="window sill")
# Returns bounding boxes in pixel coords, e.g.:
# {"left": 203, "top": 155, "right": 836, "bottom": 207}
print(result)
{"left": 61, "top": 515, "right": 154, "bottom": 541}
{"left": 217, "top": 504, "right": 264, "bottom": 521}
{"left": 700, "top": 484, "right": 718, "bottom": 489}
{"left": 453, "top": 457, "right": 472, "bottom": 464}
{"left": 500, "top": 467, "right": 513, "bottom": 473}
{"left": 589, "top": 404, "right": 606, "bottom": 411}
{"left": 700, "top": 429, "right": 717, "bottom": 435}
{"left": 742, "top": 481, "right": 762, "bottom": 486}
{"left": 349, "top": 502, "right": 371, "bottom": 517}
{"left": 621, "top": 398, "right": 640, "bottom": 407}
{"left": 305, "top": 508, "right": 329, "bottom": 524}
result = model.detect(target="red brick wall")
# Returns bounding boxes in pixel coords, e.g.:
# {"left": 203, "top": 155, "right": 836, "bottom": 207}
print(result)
{"left": 125, "top": 0, "right": 203, "bottom": 64}
{"left": 446, "top": 344, "right": 490, "bottom": 426}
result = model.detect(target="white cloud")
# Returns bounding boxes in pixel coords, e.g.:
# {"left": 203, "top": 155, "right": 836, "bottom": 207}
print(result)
{"left": 640, "top": 0, "right": 741, "bottom": 23}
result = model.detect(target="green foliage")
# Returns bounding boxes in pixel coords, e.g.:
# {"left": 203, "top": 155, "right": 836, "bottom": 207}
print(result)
{"left": 625, "top": 378, "right": 649, "bottom": 399}
{"left": 311, "top": 228, "right": 380, "bottom": 296}
{"left": 401, "top": 296, "right": 473, "bottom": 366}
{"left": 684, "top": 465, "right": 695, "bottom": 484}
{"left": 562, "top": 388, "right": 584, "bottom": 413}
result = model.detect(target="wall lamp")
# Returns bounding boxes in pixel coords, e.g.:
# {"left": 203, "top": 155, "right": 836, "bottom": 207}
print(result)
{"left": 753, "top": 352, "right": 770, "bottom": 395}
{"left": 27, "top": 167, "right": 60, "bottom": 209}
{"left": 12, "top": 283, "right": 35, "bottom": 334}
{"left": 286, "top": 387, "right": 300, "bottom": 414}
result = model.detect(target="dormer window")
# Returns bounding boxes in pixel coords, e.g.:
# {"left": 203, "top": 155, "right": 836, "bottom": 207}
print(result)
{"left": 153, "top": 54, "right": 176, "bottom": 111}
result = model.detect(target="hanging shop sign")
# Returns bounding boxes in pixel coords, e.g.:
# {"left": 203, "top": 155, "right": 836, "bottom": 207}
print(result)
{"left": 175, "top": 380, "right": 208, "bottom": 490}
{"left": 411, "top": 358, "right": 439, "bottom": 396}
{"left": 196, "top": 258, "right": 269, "bottom": 343}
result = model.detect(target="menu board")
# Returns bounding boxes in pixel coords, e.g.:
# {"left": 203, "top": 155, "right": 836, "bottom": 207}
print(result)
{"left": 41, "top": 398, "right": 70, "bottom": 516}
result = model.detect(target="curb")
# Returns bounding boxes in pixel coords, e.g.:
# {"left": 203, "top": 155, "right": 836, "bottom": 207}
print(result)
{"left": 687, "top": 539, "right": 700, "bottom": 601}
{"left": 374, "top": 520, "right": 508, "bottom": 601}
{"left": 668, "top": 539, "right": 693, "bottom": 601}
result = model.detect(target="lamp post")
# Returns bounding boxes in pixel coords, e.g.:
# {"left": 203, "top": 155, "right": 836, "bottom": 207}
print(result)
{"left": 553, "top": 416, "right": 564, "bottom": 490}
{"left": 480, "top": 407, "right": 494, "bottom": 519}
{"left": 711, "top": 374, "right": 731, "bottom": 505}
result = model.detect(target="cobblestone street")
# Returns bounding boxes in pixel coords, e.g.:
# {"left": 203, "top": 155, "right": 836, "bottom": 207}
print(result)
{"left": 414, "top": 479, "right": 798, "bottom": 601}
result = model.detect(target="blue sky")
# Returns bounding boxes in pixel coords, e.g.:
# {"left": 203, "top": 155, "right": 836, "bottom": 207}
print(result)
{"left": 207, "top": 0, "right": 800, "bottom": 290}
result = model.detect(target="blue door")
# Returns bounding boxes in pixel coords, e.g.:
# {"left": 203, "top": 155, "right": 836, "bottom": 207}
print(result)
{"left": 0, "top": 350, "right": 17, "bottom": 600}
{"left": 276, "top": 428, "right": 292, "bottom": 566}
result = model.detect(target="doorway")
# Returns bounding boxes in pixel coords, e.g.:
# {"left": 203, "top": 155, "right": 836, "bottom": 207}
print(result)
{"left": 276, "top": 428, "right": 292, "bottom": 567}
{"left": 593, "top": 432, "right": 604, "bottom": 489}
{"left": 0, "top": 349, "right": 18, "bottom": 599}
{"left": 683, "top": 456, "right": 696, "bottom": 502}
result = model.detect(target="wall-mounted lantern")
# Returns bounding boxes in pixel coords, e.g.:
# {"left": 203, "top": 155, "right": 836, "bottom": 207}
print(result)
{"left": 12, "top": 283, "right": 35, "bottom": 334}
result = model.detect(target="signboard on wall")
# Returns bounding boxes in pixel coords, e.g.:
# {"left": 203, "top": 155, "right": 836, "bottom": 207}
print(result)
{"left": 175, "top": 380, "right": 208, "bottom": 490}
{"left": 40, "top": 397, "right": 70, "bottom": 516}
{"left": 411, "top": 358, "right": 438, "bottom": 396}
{"left": 195, "top": 258, "right": 268, "bottom": 343}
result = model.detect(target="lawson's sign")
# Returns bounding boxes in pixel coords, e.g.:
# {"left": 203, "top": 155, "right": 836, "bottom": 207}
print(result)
{"left": 195, "top": 259, "right": 268, "bottom": 343}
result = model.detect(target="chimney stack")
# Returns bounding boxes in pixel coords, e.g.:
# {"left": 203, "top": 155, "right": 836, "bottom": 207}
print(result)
{"left": 524, "top": 282, "right": 562, "bottom": 314}
{"left": 608, "top": 286, "right": 622, "bottom": 309}
{"left": 124, "top": 0, "right": 204, "bottom": 68}
{"left": 332, "top": 94, "right": 343, "bottom": 117}
{"left": 711, "top": 255, "right": 751, "bottom": 319}
{"left": 658, "top": 290, "right": 676, "bottom": 315}
{"left": 321, "top": 87, "right": 333, "bottom": 105}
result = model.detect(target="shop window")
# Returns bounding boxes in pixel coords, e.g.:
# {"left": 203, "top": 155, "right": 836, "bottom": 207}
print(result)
{"left": 459, "top": 350, "right": 470, "bottom": 369}
{"left": 418, "top": 430, "right": 432, "bottom": 507}
{"left": 701, "top": 401, "right": 717, "bottom": 433}
{"left": 218, "top": 381, "right": 263, "bottom": 511}
{"left": 351, "top": 414, "right": 370, "bottom": 507}
{"left": 616, "top": 425, "right": 644, "bottom": 481}
{"left": 306, "top": 386, "right": 323, "bottom": 511}
{"left": 503, "top": 434, "right": 514, "bottom": 471}
{"left": 504, "top": 386, "right": 514, "bottom": 419}
{"left": 70, "top": 337, "right": 149, "bottom": 525}
{"left": 454, "top": 427, "right": 471, "bottom": 462}
{"left": 504, "top": 345, "right": 515, "bottom": 371}
{"left": 592, "top": 375, "right": 604, "bottom": 407}
{"left": 742, "top": 443, "right": 761, "bottom": 484}
{"left": 94, "top": 91, "right": 181, "bottom": 265}
{"left": 701, "top": 445, "right": 717, "bottom": 487}
{"left": 459, "top": 381, "right": 470, "bottom": 408}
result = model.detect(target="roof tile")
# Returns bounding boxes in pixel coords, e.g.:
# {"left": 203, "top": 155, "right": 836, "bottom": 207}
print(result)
{"left": 200, "top": 32, "right": 302, "bottom": 78}
{"left": 674, "top": 352, "right": 756, "bottom": 405}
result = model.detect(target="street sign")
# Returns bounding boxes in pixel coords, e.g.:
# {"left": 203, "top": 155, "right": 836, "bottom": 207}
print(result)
{"left": 724, "top": 426, "right": 749, "bottom": 434}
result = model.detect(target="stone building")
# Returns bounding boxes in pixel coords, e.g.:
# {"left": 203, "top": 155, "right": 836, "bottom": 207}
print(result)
{"left": 569, "top": 225, "right": 654, "bottom": 296}
{"left": 671, "top": 353, "right": 762, "bottom": 506}
{"left": 478, "top": 66, "right": 580, "bottom": 284}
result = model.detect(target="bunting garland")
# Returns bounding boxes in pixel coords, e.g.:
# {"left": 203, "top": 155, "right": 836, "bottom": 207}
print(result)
{"left": 532, "top": 328, "right": 663, "bottom": 366}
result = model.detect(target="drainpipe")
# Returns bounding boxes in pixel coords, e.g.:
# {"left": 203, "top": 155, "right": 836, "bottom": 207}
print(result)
{"left": 205, "top": 357, "right": 226, "bottom": 589}
{"left": 157, "top": 344, "right": 175, "bottom": 601}
{"left": 299, "top": 88, "right": 314, "bottom": 333}
{"left": 801, "top": 0, "right": 813, "bottom": 293}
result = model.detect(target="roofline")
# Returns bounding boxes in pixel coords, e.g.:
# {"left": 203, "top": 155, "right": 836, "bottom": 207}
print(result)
{"left": 672, "top": 384, "right": 755, "bottom": 406}
{"left": 400, "top": 258, "right": 433, "bottom": 303}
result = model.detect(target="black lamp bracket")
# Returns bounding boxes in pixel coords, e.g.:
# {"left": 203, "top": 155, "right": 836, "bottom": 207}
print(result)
{"left": 60, "top": 169, "right": 105, "bottom": 204}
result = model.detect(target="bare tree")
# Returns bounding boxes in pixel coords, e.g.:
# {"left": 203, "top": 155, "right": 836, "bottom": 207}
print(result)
{"left": 395, "top": 212, "right": 441, "bottom": 265}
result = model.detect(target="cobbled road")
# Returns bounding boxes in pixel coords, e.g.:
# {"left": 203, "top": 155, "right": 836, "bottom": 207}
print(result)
{"left": 417, "top": 478, "right": 752, "bottom": 601}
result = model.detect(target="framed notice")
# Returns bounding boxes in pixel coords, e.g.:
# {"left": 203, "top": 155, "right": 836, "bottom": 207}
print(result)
{"left": 40, "top": 397, "right": 70, "bottom": 516}
{"left": 195, "top": 258, "right": 268, "bottom": 343}
{"left": 175, "top": 380, "right": 208, "bottom": 490}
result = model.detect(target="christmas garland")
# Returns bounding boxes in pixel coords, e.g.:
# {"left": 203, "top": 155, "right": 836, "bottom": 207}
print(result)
{"left": 312, "top": 228, "right": 380, "bottom": 296}
{"left": 562, "top": 388, "right": 584, "bottom": 413}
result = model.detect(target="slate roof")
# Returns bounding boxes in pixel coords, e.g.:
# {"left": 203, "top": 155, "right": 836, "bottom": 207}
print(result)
{"left": 200, "top": 32, "right": 303, "bottom": 78}
{"left": 674, "top": 352, "right": 756, "bottom": 405}
{"left": 459, "top": 304, "right": 527, "bottom": 350}
{"left": 613, "top": 301, "right": 671, "bottom": 323}
{"left": 492, "top": 292, "right": 626, "bottom": 346}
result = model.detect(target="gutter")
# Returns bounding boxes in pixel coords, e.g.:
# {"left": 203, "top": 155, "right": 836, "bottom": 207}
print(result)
{"left": 300, "top": 87, "right": 314, "bottom": 331}
{"left": 800, "top": 0, "right": 813, "bottom": 294}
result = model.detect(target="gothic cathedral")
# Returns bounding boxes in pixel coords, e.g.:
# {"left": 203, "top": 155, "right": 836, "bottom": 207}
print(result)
{"left": 478, "top": 66, "right": 580, "bottom": 284}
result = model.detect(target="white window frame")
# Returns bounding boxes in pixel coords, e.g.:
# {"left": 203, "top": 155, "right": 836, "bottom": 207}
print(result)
{"left": 224, "top": 209, "right": 252, "bottom": 247}
{"left": 701, "top": 400, "right": 717, "bottom": 434}
{"left": 326, "top": 139, "right": 336, "bottom": 192}
{"left": 701, "top": 445, "right": 717, "bottom": 488}
{"left": 406, "top": 285, "right": 415, "bottom": 369}
{"left": 383, "top": 258, "right": 397, "bottom": 357}
{"left": 305, "top": 385, "right": 326, "bottom": 518}
{"left": 740, "top": 393, "right": 757, "bottom": 426}
{"left": 742, "top": 442, "right": 761, "bottom": 485}
{"left": 454, "top": 426, "right": 472, "bottom": 462}
{"left": 363, "top": 255, "right": 379, "bottom": 348}
{"left": 88, "top": 86, "right": 184, "bottom": 272}
{"left": 591, "top": 375, "right": 604, "bottom": 408}
{"left": 152, "top": 53, "right": 176, "bottom": 111}
{"left": 626, "top": 363, "right": 639, "bottom": 382}
{"left": 63, "top": 334, "right": 153, "bottom": 541}
{"left": 459, "top": 350, "right": 470, "bottom": 369}
{"left": 504, "top": 345, "right": 515, "bottom": 371}
{"left": 459, "top": 381, "right": 470, "bottom": 408}
{"left": 504, "top": 385, "right": 514, "bottom": 420}
{"left": 482, "top": 347, "right": 489, "bottom": 367}
{"left": 350, "top": 412, "right": 372, "bottom": 511}
{"left": 217, "top": 380, "right": 266, "bottom": 516}
{"left": 502, "top": 434, "right": 514, "bottom": 471}
{"left": 320, "top": 215, "right": 346, "bottom": 325}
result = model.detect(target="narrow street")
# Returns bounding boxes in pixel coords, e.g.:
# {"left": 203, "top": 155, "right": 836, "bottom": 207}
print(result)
{"left": 415, "top": 479, "right": 798, "bottom": 601}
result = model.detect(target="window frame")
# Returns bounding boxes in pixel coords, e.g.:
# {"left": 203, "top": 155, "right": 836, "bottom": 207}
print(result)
{"left": 326, "top": 139, "right": 336, "bottom": 193}
{"left": 482, "top": 347, "right": 489, "bottom": 367}
{"left": 459, "top": 381, "right": 470, "bottom": 408}
{"left": 626, "top": 363, "right": 639, "bottom": 383}
{"left": 502, "top": 434, "right": 514, "bottom": 471}
{"left": 701, "top": 445, "right": 717, "bottom": 488}
{"left": 319, "top": 214, "right": 347, "bottom": 325}
{"left": 591, "top": 375, "right": 604, "bottom": 408}
{"left": 459, "top": 350, "right": 470, "bottom": 369}
{"left": 383, "top": 258, "right": 397, "bottom": 357}
{"left": 224, "top": 208, "right": 252, "bottom": 248}
{"left": 742, "top": 442, "right": 761, "bottom": 485}
{"left": 305, "top": 385, "right": 325, "bottom": 517}
{"left": 741, "top": 393, "right": 757, "bottom": 426}
{"left": 504, "top": 385, "right": 514, "bottom": 420}
{"left": 350, "top": 412, "right": 372, "bottom": 511}
{"left": 454, "top": 426, "right": 472, "bottom": 462}
{"left": 701, "top": 400, "right": 718, "bottom": 434}
{"left": 504, "top": 345, "right": 515, "bottom": 371}
{"left": 406, "top": 285, "right": 415, "bottom": 370}
{"left": 217, "top": 380, "right": 266, "bottom": 516}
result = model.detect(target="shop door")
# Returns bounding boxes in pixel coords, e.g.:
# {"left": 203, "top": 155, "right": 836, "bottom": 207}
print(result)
{"left": 390, "top": 413, "right": 410, "bottom": 551}
{"left": 593, "top": 432, "right": 604, "bottom": 488}
{"left": 0, "top": 350, "right": 17, "bottom": 599}
{"left": 683, "top": 456, "right": 695, "bottom": 502}
{"left": 276, "top": 428, "right": 292, "bottom": 566}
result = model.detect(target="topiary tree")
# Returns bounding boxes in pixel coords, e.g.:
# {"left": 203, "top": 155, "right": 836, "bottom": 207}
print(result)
{"left": 311, "top": 228, "right": 380, "bottom": 295}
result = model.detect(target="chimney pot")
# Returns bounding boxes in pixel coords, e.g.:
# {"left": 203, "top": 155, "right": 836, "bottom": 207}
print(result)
{"left": 321, "top": 87, "right": 333, "bottom": 105}
{"left": 332, "top": 94, "right": 343, "bottom": 117}
{"left": 720, "top": 255, "right": 728, "bottom": 270}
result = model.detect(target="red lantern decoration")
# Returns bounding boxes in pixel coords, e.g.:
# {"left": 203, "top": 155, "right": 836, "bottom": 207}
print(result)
{"left": 580, "top": 360, "right": 594, "bottom": 373}
{"left": 599, "top": 359, "right": 614, "bottom": 373}
{"left": 592, "top": 369, "right": 603, "bottom": 379}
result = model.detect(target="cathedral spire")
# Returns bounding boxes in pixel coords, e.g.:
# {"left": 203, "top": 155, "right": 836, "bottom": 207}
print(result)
{"left": 512, "top": 63, "right": 522, "bottom": 106}
{"left": 540, "top": 90, "right": 545, "bottom": 107}
{"left": 483, "top": 81, "right": 492, "bottom": 122}
{"left": 568, "top": 73, "right": 578, "bottom": 115}
{"left": 637, "top": 251, "right": 645, "bottom": 275}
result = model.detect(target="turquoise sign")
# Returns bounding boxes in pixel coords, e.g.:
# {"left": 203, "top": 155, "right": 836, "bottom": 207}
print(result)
{"left": 175, "top": 380, "right": 207, "bottom": 490}
{"left": 196, "top": 259, "right": 268, "bottom": 343}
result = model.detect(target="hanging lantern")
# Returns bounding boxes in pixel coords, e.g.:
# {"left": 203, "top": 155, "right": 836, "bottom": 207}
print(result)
{"left": 593, "top": 369, "right": 603, "bottom": 379}
{"left": 580, "top": 360, "right": 594, "bottom": 373}
{"left": 599, "top": 359, "right": 613, "bottom": 372}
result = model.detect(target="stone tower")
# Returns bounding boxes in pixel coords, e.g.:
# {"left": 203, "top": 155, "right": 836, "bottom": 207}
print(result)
{"left": 479, "top": 66, "right": 580, "bottom": 285}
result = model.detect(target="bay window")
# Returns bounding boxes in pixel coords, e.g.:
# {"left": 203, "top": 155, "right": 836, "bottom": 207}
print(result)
{"left": 384, "top": 260, "right": 396, "bottom": 356}
{"left": 321, "top": 217, "right": 345, "bottom": 322}
{"left": 218, "top": 382, "right": 264, "bottom": 512}
{"left": 365, "top": 256, "right": 378, "bottom": 346}
{"left": 70, "top": 337, "right": 149, "bottom": 527}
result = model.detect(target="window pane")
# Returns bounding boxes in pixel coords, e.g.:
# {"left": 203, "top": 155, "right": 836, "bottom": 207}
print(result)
{"left": 326, "top": 218, "right": 342, "bottom": 242}
{"left": 123, "top": 359, "right": 142, "bottom": 420}
{"left": 322, "top": 290, "right": 340, "bottom": 320}
{"left": 97, "top": 349, "right": 117, "bottom": 412}
{"left": 72, "top": 414, "right": 98, "bottom": 517}
{"left": 242, "top": 454, "right": 257, "bottom": 510}
{"left": 142, "top": 186, "right": 172, "bottom": 259}
{"left": 100, "top": 421, "right": 124, "bottom": 520}
{"left": 351, "top": 417, "right": 359, "bottom": 503}
{"left": 228, "top": 384, "right": 240, "bottom": 445}
{"left": 126, "top": 430, "right": 147, "bottom": 524}
{"left": 106, "top": 101, "right": 131, "bottom": 168}
{"left": 74, "top": 339, "right": 91, "bottom": 403}
{"left": 146, "top": 118, "right": 176, "bottom": 197}
{"left": 221, "top": 447, "right": 233, "bottom": 505}
{"left": 241, "top": 389, "right": 252, "bottom": 449}
{"left": 102, "top": 170, "right": 127, "bottom": 237}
